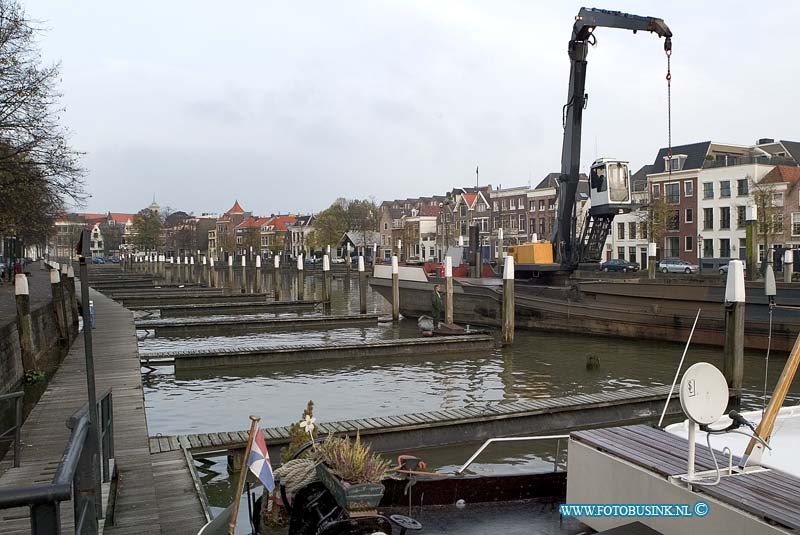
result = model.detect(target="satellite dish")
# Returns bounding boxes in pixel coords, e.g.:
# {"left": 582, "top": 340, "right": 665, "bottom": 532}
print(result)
{"left": 679, "top": 362, "right": 728, "bottom": 425}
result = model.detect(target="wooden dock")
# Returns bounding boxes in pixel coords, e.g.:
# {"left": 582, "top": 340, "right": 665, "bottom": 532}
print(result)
{"left": 135, "top": 313, "right": 379, "bottom": 335}
{"left": 141, "top": 335, "right": 497, "bottom": 370}
{"left": 0, "top": 287, "right": 207, "bottom": 535}
{"left": 116, "top": 292, "right": 275, "bottom": 307}
{"left": 128, "top": 299, "right": 321, "bottom": 317}
{"left": 148, "top": 385, "right": 683, "bottom": 462}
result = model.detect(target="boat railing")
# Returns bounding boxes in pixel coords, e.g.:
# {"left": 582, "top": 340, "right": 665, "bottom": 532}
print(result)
{"left": 0, "top": 390, "right": 23, "bottom": 468}
{"left": 455, "top": 434, "right": 570, "bottom": 475}
{"left": 0, "top": 388, "right": 114, "bottom": 535}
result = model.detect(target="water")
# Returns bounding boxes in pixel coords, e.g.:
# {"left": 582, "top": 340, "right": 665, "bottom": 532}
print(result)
{"left": 139, "top": 273, "right": 800, "bottom": 513}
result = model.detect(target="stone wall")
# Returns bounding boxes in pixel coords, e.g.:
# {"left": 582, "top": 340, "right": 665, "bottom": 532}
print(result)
{"left": 0, "top": 297, "right": 75, "bottom": 395}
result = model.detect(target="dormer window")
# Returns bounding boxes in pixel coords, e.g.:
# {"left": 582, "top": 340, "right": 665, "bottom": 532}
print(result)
{"left": 664, "top": 154, "right": 687, "bottom": 172}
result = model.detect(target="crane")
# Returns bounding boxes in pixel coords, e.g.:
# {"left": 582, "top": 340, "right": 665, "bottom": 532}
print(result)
{"left": 553, "top": 7, "right": 672, "bottom": 270}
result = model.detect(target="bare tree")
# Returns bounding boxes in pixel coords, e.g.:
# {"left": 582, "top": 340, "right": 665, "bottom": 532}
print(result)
{"left": 750, "top": 176, "right": 781, "bottom": 276}
{"left": 0, "top": 2, "right": 85, "bottom": 246}
{"left": 634, "top": 193, "right": 673, "bottom": 255}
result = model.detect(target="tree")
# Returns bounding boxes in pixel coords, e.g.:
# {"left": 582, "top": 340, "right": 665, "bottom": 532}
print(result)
{"left": 750, "top": 176, "right": 781, "bottom": 276}
{"left": 0, "top": 2, "right": 85, "bottom": 246}
{"left": 347, "top": 198, "right": 380, "bottom": 253}
{"left": 635, "top": 193, "right": 673, "bottom": 254}
{"left": 99, "top": 223, "right": 124, "bottom": 255}
{"left": 131, "top": 208, "right": 163, "bottom": 252}
{"left": 314, "top": 201, "right": 348, "bottom": 249}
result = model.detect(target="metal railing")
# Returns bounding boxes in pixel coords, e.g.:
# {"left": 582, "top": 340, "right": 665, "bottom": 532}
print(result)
{"left": 0, "top": 389, "right": 114, "bottom": 535}
{"left": 702, "top": 155, "right": 797, "bottom": 169}
{"left": 0, "top": 391, "right": 23, "bottom": 468}
{"left": 456, "top": 434, "right": 570, "bottom": 475}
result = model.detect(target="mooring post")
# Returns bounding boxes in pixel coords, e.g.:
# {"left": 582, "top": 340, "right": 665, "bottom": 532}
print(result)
{"left": 745, "top": 205, "right": 757, "bottom": 281}
{"left": 648, "top": 242, "right": 656, "bottom": 280}
{"left": 784, "top": 249, "right": 793, "bottom": 284}
{"left": 496, "top": 228, "right": 503, "bottom": 261}
{"left": 392, "top": 255, "right": 400, "bottom": 321}
{"left": 49, "top": 264, "right": 68, "bottom": 345}
{"left": 723, "top": 260, "right": 745, "bottom": 410}
{"left": 254, "top": 255, "right": 262, "bottom": 293}
{"left": 396, "top": 239, "right": 402, "bottom": 262}
{"left": 297, "top": 254, "right": 305, "bottom": 300}
{"left": 358, "top": 256, "right": 367, "bottom": 315}
{"left": 15, "top": 273, "right": 36, "bottom": 372}
{"left": 227, "top": 255, "right": 234, "bottom": 292}
{"left": 445, "top": 256, "right": 454, "bottom": 324}
{"left": 502, "top": 256, "right": 515, "bottom": 345}
{"left": 240, "top": 256, "right": 247, "bottom": 294}
{"left": 67, "top": 265, "right": 79, "bottom": 332}
{"left": 207, "top": 256, "right": 214, "bottom": 288}
{"left": 322, "top": 254, "right": 331, "bottom": 306}
{"left": 59, "top": 264, "right": 72, "bottom": 333}
{"left": 346, "top": 243, "right": 352, "bottom": 276}
{"left": 273, "top": 255, "right": 281, "bottom": 300}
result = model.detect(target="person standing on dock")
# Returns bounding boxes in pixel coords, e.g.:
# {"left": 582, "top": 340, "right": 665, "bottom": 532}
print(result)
{"left": 432, "top": 284, "right": 443, "bottom": 328}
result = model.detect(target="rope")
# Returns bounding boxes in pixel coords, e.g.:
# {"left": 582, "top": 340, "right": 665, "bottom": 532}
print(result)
{"left": 273, "top": 458, "right": 317, "bottom": 495}
{"left": 763, "top": 305, "right": 773, "bottom": 416}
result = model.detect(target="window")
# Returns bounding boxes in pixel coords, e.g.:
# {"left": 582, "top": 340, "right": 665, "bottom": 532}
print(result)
{"left": 539, "top": 200, "right": 546, "bottom": 211}
{"left": 685, "top": 236, "right": 694, "bottom": 252}
{"left": 501, "top": 200, "right": 507, "bottom": 210}
{"left": 665, "top": 183, "right": 680, "bottom": 204}
{"left": 667, "top": 210, "right": 680, "bottom": 231}
{"left": 539, "top": 218, "right": 545, "bottom": 235}
{"left": 684, "top": 181, "right": 693, "bottom": 197}
{"left": 629, "top": 222, "right": 637, "bottom": 240}
{"left": 617, "top": 247, "right": 625, "bottom": 259}
{"left": 529, "top": 200, "right": 536, "bottom": 211}
{"left": 685, "top": 209, "right": 693, "bottom": 224}
{"left": 666, "top": 237, "right": 679, "bottom": 258}
{"left": 703, "top": 208, "right": 714, "bottom": 231}
{"left": 773, "top": 193, "right": 784, "bottom": 207}
{"left": 720, "top": 180, "right": 731, "bottom": 198}
{"left": 641, "top": 224, "right": 647, "bottom": 240}
{"left": 629, "top": 247, "right": 636, "bottom": 263}
{"left": 518, "top": 198, "right": 525, "bottom": 210}
{"left": 383, "top": 222, "right": 388, "bottom": 230}
{"left": 720, "top": 207, "right": 730, "bottom": 229}
{"left": 493, "top": 201, "right": 499, "bottom": 212}
{"left": 720, "top": 238, "right": 731, "bottom": 258}
{"left": 519, "top": 214, "right": 526, "bottom": 231}
{"left": 652, "top": 184, "right": 661, "bottom": 197}
{"left": 739, "top": 239, "right": 747, "bottom": 261}
{"left": 731, "top": 205, "right": 744, "bottom": 229}
{"left": 703, "top": 182, "right": 714, "bottom": 199}
{"left": 671, "top": 158, "right": 681, "bottom": 171}
{"left": 737, "top": 179, "right": 749, "bottom": 196}
{"left": 477, "top": 203, "right": 486, "bottom": 212}
{"left": 793, "top": 213, "right": 800, "bottom": 236}
{"left": 703, "top": 239, "right": 714, "bottom": 258}
{"left": 548, "top": 200, "right": 556, "bottom": 211}
{"left": 617, "top": 223, "right": 625, "bottom": 240}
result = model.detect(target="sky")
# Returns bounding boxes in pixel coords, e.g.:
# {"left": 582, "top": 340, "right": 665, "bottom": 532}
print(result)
{"left": 24, "top": 0, "right": 800, "bottom": 216}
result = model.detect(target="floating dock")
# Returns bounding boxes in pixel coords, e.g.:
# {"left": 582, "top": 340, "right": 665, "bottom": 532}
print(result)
{"left": 116, "top": 292, "right": 275, "bottom": 307}
{"left": 148, "top": 385, "right": 683, "bottom": 463}
{"left": 128, "top": 299, "right": 321, "bottom": 317}
{"left": 135, "top": 313, "right": 379, "bottom": 335}
{"left": 141, "top": 335, "right": 497, "bottom": 369}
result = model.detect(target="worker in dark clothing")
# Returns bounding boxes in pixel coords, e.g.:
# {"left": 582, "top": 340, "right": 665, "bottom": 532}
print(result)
{"left": 431, "top": 284, "right": 443, "bottom": 329}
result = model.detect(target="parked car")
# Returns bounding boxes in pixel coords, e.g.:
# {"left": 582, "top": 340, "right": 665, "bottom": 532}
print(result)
{"left": 601, "top": 258, "right": 640, "bottom": 273}
{"left": 719, "top": 263, "right": 747, "bottom": 275}
{"left": 331, "top": 257, "right": 346, "bottom": 264}
{"left": 92, "top": 257, "right": 106, "bottom": 264}
{"left": 658, "top": 258, "right": 698, "bottom": 274}
{"left": 109, "top": 256, "right": 121, "bottom": 264}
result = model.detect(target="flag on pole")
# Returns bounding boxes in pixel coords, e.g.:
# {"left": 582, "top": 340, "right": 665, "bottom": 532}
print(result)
{"left": 247, "top": 427, "right": 275, "bottom": 491}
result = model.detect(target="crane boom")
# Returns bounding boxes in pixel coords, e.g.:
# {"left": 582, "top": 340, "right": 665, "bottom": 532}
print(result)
{"left": 554, "top": 7, "right": 672, "bottom": 269}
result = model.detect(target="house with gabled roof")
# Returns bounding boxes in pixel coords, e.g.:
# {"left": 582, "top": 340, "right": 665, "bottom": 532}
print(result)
{"left": 260, "top": 215, "right": 297, "bottom": 257}
{"left": 213, "top": 200, "right": 251, "bottom": 260}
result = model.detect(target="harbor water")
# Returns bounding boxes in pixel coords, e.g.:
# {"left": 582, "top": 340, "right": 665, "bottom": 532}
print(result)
{"left": 138, "top": 273, "right": 800, "bottom": 518}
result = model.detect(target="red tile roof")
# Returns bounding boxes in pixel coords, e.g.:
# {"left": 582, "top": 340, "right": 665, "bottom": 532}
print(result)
{"left": 761, "top": 165, "right": 800, "bottom": 185}
{"left": 225, "top": 200, "right": 245, "bottom": 215}
{"left": 109, "top": 213, "right": 136, "bottom": 224}
{"left": 235, "top": 216, "right": 268, "bottom": 229}
{"left": 462, "top": 193, "right": 477, "bottom": 208}
{"left": 265, "top": 215, "right": 297, "bottom": 232}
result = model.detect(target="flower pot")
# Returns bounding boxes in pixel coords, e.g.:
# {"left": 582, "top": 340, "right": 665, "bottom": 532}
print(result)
{"left": 315, "top": 463, "right": 385, "bottom": 512}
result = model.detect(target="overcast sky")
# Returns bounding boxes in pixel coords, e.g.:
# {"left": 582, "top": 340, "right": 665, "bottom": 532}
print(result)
{"left": 26, "top": 0, "right": 800, "bottom": 215}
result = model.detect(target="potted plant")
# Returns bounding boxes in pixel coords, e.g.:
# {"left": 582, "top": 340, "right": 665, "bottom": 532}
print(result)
{"left": 315, "top": 432, "right": 389, "bottom": 512}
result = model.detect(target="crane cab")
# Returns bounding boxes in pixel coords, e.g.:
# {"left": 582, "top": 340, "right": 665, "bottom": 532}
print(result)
{"left": 588, "top": 158, "right": 632, "bottom": 216}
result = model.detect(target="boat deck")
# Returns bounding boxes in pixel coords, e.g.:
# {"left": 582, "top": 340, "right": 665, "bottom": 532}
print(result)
{"left": 572, "top": 425, "right": 800, "bottom": 531}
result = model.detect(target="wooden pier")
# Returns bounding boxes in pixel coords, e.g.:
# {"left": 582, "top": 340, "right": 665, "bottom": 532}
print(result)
{"left": 0, "top": 287, "right": 207, "bottom": 535}
{"left": 148, "top": 385, "right": 683, "bottom": 463}
{"left": 116, "top": 292, "right": 275, "bottom": 308}
{"left": 128, "top": 299, "right": 321, "bottom": 317}
{"left": 141, "top": 335, "right": 497, "bottom": 370}
{"left": 135, "top": 313, "right": 379, "bottom": 335}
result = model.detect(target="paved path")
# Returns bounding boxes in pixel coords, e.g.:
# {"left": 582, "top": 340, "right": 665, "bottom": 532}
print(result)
{"left": 0, "top": 286, "right": 206, "bottom": 534}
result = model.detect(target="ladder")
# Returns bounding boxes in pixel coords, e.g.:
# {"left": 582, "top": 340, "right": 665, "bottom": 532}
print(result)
{"left": 578, "top": 213, "right": 614, "bottom": 263}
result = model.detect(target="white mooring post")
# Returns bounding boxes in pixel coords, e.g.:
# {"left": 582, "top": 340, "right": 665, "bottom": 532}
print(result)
{"left": 723, "top": 259, "right": 746, "bottom": 409}
{"left": 445, "top": 256, "right": 454, "bottom": 325}
{"left": 391, "top": 255, "right": 400, "bottom": 321}
{"left": 273, "top": 255, "right": 281, "bottom": 300}
{"left": 784, "top": 249, "right": 794, "bottom": 284}
{"left": 358, "top": 256, "right": 367, "bottom": 314}
{"left": 296, "top": 254, "right": 304, "bottom": 300}
{"left": 502, "top": 256, "right": 515, "bottom": 345}
{"left": 322, "top": 254, "right": 331, "bottom": 304}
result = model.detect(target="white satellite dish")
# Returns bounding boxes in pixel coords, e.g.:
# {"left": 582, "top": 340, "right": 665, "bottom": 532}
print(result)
{"left": 679, "top": 362, "right": 728, "bottom": 482}
{"left": 680, "top": 362, "right": 729, "bottom": 425}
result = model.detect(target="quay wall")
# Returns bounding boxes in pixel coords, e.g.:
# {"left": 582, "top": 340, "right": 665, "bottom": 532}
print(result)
{"left": 0, "top": 297, "right": 75, "bottom": 395}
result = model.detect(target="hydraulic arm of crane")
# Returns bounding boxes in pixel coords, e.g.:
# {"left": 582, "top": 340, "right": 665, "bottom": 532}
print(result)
{"left": 554, "top": 7, "right": 672, "bottom": 269}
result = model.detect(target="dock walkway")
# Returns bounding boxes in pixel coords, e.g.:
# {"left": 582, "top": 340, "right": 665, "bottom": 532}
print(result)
{"left": 0, "top": 287, "right": 206, "bottom": 535}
